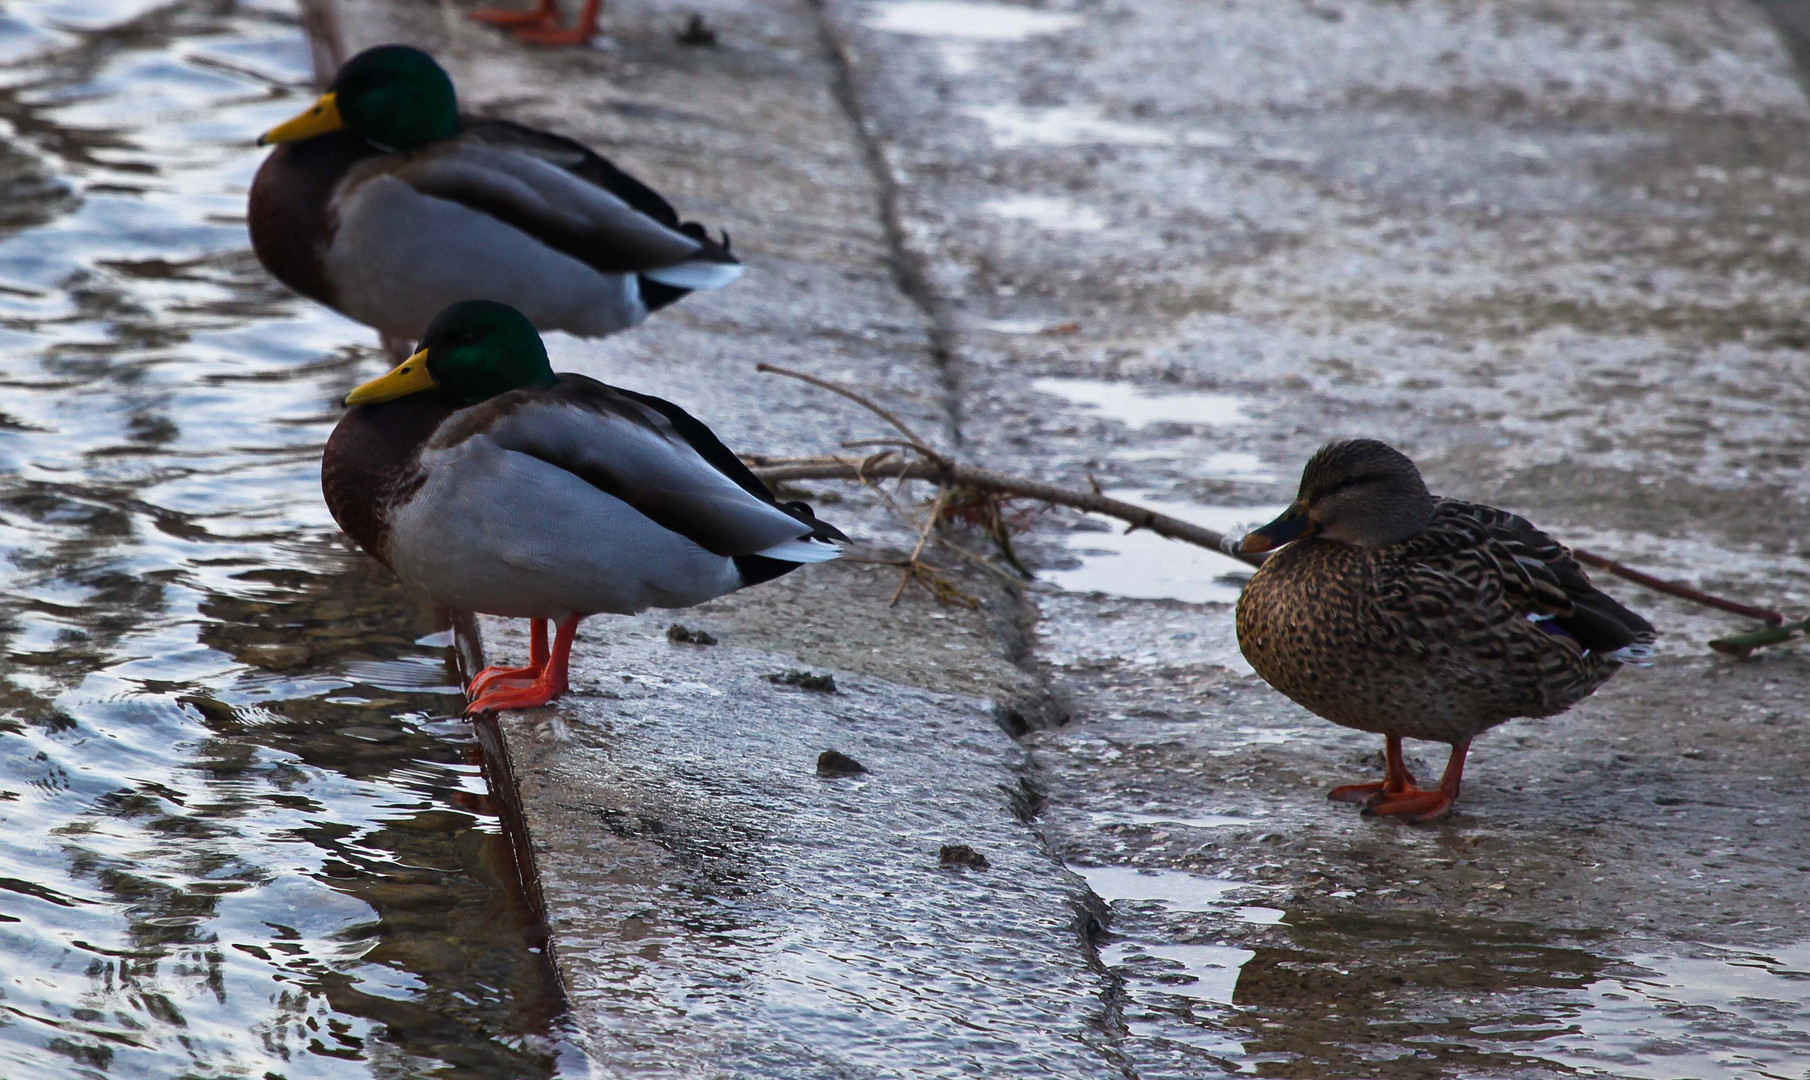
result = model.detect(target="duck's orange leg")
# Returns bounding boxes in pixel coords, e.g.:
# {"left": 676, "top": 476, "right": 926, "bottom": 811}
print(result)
{"left": 466, "top": 615, "right": 581, "bottom": 714}
{"left": 1329, "top": 734, "right": 1417, "bottom": 803}
{"left": 509, "top": 0, "right": 602, "bottom": 44}
{"left": 466, "top": 619, "right": 548, "bottom": 699}
{"left": 1368, "top": 740, "right": 1469, "bottom": 824}
{"left": 469, "top": 0, "right": 560, "bottom": 29}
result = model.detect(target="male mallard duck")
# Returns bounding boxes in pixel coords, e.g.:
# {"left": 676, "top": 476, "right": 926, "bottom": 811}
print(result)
{"left": 251, "top": 45, "right": 739, "bottom": 357}
{"left": 1234, "top": 439, "right": 1655, "bottom": 823}
{"left": 469, "top": 0, "right": 603, "bottom": 46}
{"left": 322, "top": 300, "right": 846, "bottom": 714}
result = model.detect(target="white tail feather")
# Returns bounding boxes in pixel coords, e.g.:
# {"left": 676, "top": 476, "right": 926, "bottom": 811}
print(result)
{"left": 1606, "top": 641, "right": 1657, "bottom": 666}
{"left": 643, "top": 259, "right": 745, "bottom": 291}
{"left": 755, "top": 537, "right": 843, "bottom": 563}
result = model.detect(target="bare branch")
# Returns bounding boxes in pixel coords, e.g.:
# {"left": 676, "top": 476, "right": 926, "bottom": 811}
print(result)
{"left": 756, "top": 364, "right": 941, "bottom": 458}
{"left": 752, "top": 456, "right": 1267, "bottom": 568}
{"left": 1573, "top": 548, "right": 1783, "bottom": 626}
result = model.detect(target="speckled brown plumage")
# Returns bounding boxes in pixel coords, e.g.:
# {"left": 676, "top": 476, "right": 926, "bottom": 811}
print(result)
{"left": 1240, "top": 497, "right": 1635, "bottom": 742}
{"left": 1235, "top": 440, "right": 1654, "bottom": 822}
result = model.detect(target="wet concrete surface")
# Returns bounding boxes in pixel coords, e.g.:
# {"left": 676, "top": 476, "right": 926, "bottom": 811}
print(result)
{"left": 818, "top": 0, "right": 1810, "bottom": 1074}
{"left": 343, "top": 0, "right": 1810, "bottom": 1075}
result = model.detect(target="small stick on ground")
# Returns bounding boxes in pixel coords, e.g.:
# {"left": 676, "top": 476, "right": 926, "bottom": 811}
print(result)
{"left": 890, "top": 486, "right": 951, "bottom": 605}
{"left": 1572, "top": 548, "right": 1784, "bottom": 626}
{"left": 754, "top": 456, "right": 1266, "bottom": 568}
{"left": 756, "top": 363, "right": 942, "bottom": 460}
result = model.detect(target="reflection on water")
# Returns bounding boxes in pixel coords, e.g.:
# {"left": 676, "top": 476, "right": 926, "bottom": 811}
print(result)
{"left": 0, "top": 2, "right": 564, "bottom": 1076}
{"left": 864, "top": 0, "right": 1082, "bottom": 41}
{"left": 1046, "top": 491, "right": 1283, "bottom": 605}
{"left": 1542, "top": 941, "right": 1810, "bottom": 1079}
{"left": 983, "top": 194, "right": 1108, "bottom": 232}
{"left": 1092, "top": 877, "right": 1810, "bottom": 1078}
{"left": 1226, "top": 913, "right": 1611, "bottom": 1076}
{"left": 964, "top": 103, "right": 1236, "bottom": 150}
{"left": 1031, "top": 377, "right": 1252, "bottom": 430}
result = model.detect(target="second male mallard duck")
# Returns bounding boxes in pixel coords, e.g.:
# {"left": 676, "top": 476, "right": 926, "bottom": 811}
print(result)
{"left": 251, "top": 45, "right": 740, "bottom": 357}
{"left": 323, "top": 300, "right": 845, "bottom": 714}
{"left": 1235, "top": 440, "right": 1655, "bottom": 823}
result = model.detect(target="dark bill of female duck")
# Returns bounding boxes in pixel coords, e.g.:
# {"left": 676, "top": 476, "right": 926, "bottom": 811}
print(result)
{"left": 250, "top": 45, "right": 742, "bottom": 356}
{"left": 321, "top": 301, "right": 846, "bottom": 714}
{"left": 1238, "top": 500, "right": 1311, "bottom": 553}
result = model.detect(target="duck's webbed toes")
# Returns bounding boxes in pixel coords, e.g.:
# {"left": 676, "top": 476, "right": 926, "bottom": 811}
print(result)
{"left": 465, "top": 678, "right": 561, "bottom": 714}
{"left": 1364, "top": 788, "right": 1455, "bottom": 824}
{"left": 510, "top": 24, "right": 596, "bottom": 45}
{"left": 468, "top": 2, "right": 558, "bottom": 28}
{"left": 1328, "top": 781, "right": 1388, "bottom": 804}
{"left": 467, "top": 663, "right": 540, "bottom": 699}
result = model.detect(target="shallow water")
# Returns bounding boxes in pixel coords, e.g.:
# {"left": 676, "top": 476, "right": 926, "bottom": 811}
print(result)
{"left": 1045, "top": 490, "right": 1283, "bottom": 605}
{"left": 864, "top": 0, "right": 1081, "bottom": 41}
{"left": 0, "top": 2, "right": 567, "bottom": 1076}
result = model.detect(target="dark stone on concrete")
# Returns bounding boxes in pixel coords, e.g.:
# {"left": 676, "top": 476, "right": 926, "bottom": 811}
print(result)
{"left": 765, "top": 669, "right": 837, "bottom": 693}
{"left": 939, "top": 844, "right": 990, "bottom": 870}
{"left": 816, "top": 749, "right": 868, "bottom": 776}
{"left": 675, "top": 13, "right": 717, "bottom": 47}
{"left": 665, "top": 623, "right": 718, "bottom": 645}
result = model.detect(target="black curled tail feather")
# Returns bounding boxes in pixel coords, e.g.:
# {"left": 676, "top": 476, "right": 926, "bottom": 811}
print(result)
{"left": 637, "top": 223, "right": 737, "bottom": 313}
{"left": 782, "top": 499, "right": 851, "bottom": 545}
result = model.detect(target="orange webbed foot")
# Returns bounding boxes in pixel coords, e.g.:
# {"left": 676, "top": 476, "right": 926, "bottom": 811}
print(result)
{"left": 509, "top": 23, "right": 597, "bottom": 45}
{"left": 1329, "top": 735, "right": 1418, "bottom": 805}
{"left": 466, "top": 676, "right": 562, "bottom": 714}
{"left": 1328, "top": 781, "right": 1387, "bottom": 805}
{"left": 464, "top": 615, "right": 579, "bottom": 715}
{"left": 467, "top": 663, "right": 540, "bottom": 699}
{"left": 468, "top": 1, "right": 558, "bottom": 28}
{"left": 1356, "top": 739, "right": 1467, "bottom": 824}
{"left": 1365, "top": 787, "right": 1455, "bottom": 824}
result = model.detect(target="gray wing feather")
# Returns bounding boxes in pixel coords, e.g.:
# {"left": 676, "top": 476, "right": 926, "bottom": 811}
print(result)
{"left": 392, "top": 143, "right": 705, "bottom": 272}
{"left": 448, "top": 393, "right": 814, "bottom": 557}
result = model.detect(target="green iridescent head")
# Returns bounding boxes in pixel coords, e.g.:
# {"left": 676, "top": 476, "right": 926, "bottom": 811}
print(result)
{"left": 259, "top": 45, "right": 459, "bottom": 151}
{"left": 344, "top": 301, "right": 555, "bottom": 407}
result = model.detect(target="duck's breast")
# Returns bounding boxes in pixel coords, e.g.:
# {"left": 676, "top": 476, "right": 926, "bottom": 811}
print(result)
{"left": 321, "top": 393, "right": 460, "bottom": 566}
{"left": 248, "top": 132, "right": 379, "bottom": 307}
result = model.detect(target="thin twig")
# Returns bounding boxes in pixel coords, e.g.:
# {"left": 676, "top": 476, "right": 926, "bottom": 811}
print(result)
{"left": 1573, "top": 548, "right": 1783, "bottom": 626}
{"left": 752, "top": 456, "right": 1266, "bottom": 568}
{"left": 756, "top": 363, "right": 940, "bottom": 458}
{"left": 891, "top": 486, "right": 950, "bottom": 605}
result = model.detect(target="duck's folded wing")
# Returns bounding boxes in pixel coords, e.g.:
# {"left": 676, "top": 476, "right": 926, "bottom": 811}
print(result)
{"left": 1447, "top": 500, "right": 1655, "bottom": 657}
{"left": 391, "top": 135, "right": 716, "bottom": 275}
{"left": 450, "top": 380, "right": 836, "bottom": 559}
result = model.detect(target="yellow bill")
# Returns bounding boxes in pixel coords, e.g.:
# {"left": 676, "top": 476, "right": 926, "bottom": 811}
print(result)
{"left": 258, "top": 92, "right": 343, "bottom": 146}
{"left": 345, "top": 349, "right": 436, "bottom": 405}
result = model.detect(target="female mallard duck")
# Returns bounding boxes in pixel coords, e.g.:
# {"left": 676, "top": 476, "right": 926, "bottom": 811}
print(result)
{"left": 251, "top": 45, "right": 740, "bottom": 357}
{"left": 323, "top": 300, "right": 846, "bottom": 714}
{"left": 1234, "top": 439, "right": 1654, "bottom": 823}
